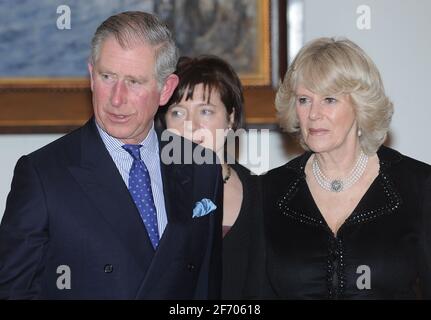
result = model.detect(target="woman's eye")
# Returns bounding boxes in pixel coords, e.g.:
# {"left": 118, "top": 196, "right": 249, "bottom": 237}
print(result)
{"left": 298, "top": 97, "right": 310, "bottom": 105}
{"left": 170, "top": 110, "right": 184, "bottom": 118}
{"left": 324, "top": 97, "right": 337, "bottom": 104}
{"left": 201, "top": 109, "right": 214, "bottom": 115}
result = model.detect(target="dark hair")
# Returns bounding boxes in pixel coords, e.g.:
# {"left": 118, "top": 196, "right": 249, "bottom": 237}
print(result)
{"left": 157, "top": 55, "right": 244, "bottom": 129}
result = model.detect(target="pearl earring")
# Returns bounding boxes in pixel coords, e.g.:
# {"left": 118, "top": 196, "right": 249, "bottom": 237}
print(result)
{"left": 358, "top": 128, "right": 362, "bottom": 137}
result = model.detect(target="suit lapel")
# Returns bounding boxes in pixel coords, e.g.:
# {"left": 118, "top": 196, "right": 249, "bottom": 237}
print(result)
{"left": 68, "top": 120, "right": 154, "bottom": 268}
{"left": 135, "top": 131, "right": 197, "bottom": 297}
{"left": 157, "top": 128, "right": 194, "bottom": 225}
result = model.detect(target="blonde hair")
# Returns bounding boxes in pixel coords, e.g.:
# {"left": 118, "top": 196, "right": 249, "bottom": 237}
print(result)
{"left": 276, "top": 37, "right": 393, "bottom": 155}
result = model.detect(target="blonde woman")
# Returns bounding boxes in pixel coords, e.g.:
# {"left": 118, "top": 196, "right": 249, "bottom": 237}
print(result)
{"left": 260, "top": 37, "right": 431, "bottom": 299}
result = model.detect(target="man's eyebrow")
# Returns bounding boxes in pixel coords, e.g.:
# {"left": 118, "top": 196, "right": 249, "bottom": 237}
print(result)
{"left": 124, "top": 74, "right": 149, "bottom": 82}
{"left": 95, "top": 66, "right": 114, "bottom": 74}
{"left": 96, "top": 68, "right": 148, "bottom": 82}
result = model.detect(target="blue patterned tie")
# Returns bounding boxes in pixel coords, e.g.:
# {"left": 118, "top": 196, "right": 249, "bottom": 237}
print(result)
{"left": 122, "top": 144, "right": 159, "bottom": 249}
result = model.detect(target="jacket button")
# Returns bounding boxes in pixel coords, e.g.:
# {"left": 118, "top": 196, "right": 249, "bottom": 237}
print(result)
{"left": 187, "top": 263, "right": 195, "bottom": 272}
{"left": 104, "top": 264, "right": 114, "bottom": 273}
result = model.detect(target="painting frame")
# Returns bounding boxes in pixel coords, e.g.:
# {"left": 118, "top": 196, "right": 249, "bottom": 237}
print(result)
{"left": 0, "top": 0, "right": 287, "bottom": 133}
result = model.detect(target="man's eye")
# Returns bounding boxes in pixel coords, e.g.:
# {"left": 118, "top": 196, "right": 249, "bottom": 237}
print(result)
{"left": 101, "top": 74, "right": 114, "bottom": 81}
{"left": 128, "top": 79, "right": 140, "bottom": 86}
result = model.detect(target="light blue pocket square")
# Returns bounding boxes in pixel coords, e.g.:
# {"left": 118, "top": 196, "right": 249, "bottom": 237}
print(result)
{"left": 193, "top": 198, "right": 217, "bottom": 218}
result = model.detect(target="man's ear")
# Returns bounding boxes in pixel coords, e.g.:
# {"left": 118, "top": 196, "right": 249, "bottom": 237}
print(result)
{"left": 88, "top": 63, "right": 95, "bottom": 92}
{"left": 159, "top": 74, "right": 179, "bottom": 106}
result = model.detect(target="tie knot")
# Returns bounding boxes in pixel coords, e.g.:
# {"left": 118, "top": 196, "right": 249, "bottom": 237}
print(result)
{"left": 122, "top": 144, "right": 142, "bottom": 161}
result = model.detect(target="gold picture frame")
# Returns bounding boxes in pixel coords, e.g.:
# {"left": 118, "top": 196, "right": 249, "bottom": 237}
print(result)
{"left": 0, "top": 0, "right": 285, "bottom": 133}
{"left": 241, "top": 0, "right": 271, "bottom": 86}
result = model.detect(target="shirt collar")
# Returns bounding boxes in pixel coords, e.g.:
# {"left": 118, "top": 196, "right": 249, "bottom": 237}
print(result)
{"left": 95, "top": 120, "right": 159, "bottom": 155}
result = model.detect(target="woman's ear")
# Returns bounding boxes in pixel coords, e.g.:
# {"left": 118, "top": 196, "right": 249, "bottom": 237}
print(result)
{"left": 228, "top": 108, "right": 235, "bottom": 129}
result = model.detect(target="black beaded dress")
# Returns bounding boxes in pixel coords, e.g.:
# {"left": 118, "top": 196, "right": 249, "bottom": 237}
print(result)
{"left": 260, "top": 146, "right": 431, "bottom": 299}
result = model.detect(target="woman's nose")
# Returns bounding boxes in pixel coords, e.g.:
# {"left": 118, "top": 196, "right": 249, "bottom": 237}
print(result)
{"left": 308, "top": 102, "right": 322, "bottom": 120}
{"left": 184, "top": 115, "right": 200, "bottom": 132}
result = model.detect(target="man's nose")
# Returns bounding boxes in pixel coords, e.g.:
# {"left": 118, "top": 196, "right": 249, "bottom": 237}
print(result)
{"left": 110, "top": 81, "right": 127, "bottom": 107}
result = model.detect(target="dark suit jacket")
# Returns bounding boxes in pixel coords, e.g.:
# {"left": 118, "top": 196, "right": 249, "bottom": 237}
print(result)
{"left": 261, "top": 146, "right": 431, "bottom": 299}
{"left": 0, "top": 119, "right": 223, "bottom": 299}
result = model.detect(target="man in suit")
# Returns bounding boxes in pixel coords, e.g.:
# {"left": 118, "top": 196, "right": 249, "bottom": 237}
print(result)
{"left": 0, "top": 11, "right": 223, "bottom": 299}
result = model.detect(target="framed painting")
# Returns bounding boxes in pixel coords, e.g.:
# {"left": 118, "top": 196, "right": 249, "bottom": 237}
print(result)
{"left": 0, "top": 0, "right": 287, "bottom": 133}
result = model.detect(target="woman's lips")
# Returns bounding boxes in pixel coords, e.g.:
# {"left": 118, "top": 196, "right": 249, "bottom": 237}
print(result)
{"left": 309, "top": 128, "right": 329, "bottom": 135}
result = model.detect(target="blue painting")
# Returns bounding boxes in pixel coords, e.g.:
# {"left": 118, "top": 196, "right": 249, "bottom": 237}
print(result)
{"left": 0, "top": 0, "right": 265, "bottom": 81}
{"left": 0, "top": 0, "right": 154, "bottom": 77}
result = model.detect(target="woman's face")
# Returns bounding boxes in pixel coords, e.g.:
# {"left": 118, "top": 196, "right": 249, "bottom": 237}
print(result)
{"left": 295, "top": 85, "right": 358, "bottom": 154}
{"left": 165, "top": 83, "right": 233, "bottom": 154}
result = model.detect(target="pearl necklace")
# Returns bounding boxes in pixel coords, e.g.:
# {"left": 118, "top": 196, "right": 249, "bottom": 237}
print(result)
{"left": 312, "top": 150, "right": 368, "bottom": 192}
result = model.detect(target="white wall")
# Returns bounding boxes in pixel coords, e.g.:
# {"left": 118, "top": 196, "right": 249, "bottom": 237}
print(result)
{"left": 1, "top": 0, "right": 431, "bottom": 220}
{"left": 302, "top": 0, "right": 431, "bottom": 163}
{"left": 0, "top": 135, "right": 62, "bottom": 217}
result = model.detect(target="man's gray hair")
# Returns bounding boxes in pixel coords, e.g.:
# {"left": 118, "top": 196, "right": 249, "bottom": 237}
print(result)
{"left": 90, "top": 11, "right": 179, "bottom": 89}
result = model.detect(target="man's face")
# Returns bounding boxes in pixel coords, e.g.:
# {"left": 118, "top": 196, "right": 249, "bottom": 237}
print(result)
{"left": 88, "top": 37, "right": 178, "bottom": 144}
